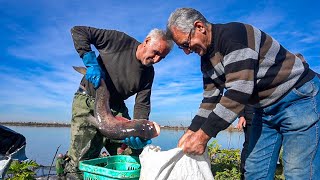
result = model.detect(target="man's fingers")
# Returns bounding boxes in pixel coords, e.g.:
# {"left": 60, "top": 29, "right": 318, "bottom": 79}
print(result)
{"left": 124, "top": 137, "right": 150, "bottom": 149}
{"left": 129, "top": 136, "right": 136, "bottom": 148}
{"left": 135, "top": 137, "right": 142, "bottom": 147}
{"left": 178, "top": 140, "right": 184, "bottom": 148}
{"left": 146, "top": 139, "right": 152, "bottom": 145}
{"left": 178, "top": 138, "right": 185, "bottom": 147}
{"left": 93, "top": 77, "right": 100, "bottom": 88}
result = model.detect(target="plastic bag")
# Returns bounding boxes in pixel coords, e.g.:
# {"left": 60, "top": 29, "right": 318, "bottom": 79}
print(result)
{"left": 139, "top": 145, "right": 214, "bottom": 180}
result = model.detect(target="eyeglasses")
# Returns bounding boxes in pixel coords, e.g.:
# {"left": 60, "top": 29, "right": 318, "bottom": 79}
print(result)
{"left": 178, "top": 28, "right": 194, "bottom": 50}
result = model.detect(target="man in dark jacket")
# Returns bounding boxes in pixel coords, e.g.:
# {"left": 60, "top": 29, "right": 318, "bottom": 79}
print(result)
{"left": 166, "top": 7, "right": 320, "bottom": 180}
{"left": 64, "top": 26, "right": 173, "bottom": 178}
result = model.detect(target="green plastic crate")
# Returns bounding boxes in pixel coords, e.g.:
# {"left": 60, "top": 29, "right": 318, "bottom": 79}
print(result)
{"left": 79, "top": 155, "right": 141, "bottom": 180}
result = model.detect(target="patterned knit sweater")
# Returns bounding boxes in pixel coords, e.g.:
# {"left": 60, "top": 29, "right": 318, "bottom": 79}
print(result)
{"left": 189, "top": 22, "right": 315, "bottom": 137}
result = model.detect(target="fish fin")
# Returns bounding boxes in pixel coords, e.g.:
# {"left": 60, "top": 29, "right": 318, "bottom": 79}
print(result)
{"left": 72, "top": 66, "right": 87, "bottom": 75}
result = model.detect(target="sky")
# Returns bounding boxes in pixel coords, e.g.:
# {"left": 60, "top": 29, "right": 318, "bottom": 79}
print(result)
{"left": 0, "top": 0, "right": 319, "bottom": 126}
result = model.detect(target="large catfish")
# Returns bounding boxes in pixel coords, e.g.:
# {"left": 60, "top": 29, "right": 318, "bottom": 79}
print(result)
{"left": 73, "top": 66, "right": 160, "bottom": 140}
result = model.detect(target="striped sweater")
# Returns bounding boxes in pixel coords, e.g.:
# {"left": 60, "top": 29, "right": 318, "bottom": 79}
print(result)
{"left": 189, "top": 22, "right": 315, "bottom": 137}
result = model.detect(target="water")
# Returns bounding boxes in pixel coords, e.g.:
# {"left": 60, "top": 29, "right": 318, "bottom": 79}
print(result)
{"left": 6, "top": 126, "right": 244, "bottom": 165}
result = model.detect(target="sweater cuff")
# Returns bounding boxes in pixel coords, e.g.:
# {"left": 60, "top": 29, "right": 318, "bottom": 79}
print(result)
{"left": 238, "top": 110, "right": 244, "bottom": 117}
{"left": 200, "top": 113, "right": 230, "bottom": 137}
{"left": 188, "top": 115, "right": 207, "bottom": 132}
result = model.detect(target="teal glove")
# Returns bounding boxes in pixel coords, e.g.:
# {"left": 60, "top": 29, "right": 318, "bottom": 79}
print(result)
{"left": 82, "top": 51, "right": 103, "bottom": 88}
{"left": 122, "top": 136, "right": 152, "bottom": 149}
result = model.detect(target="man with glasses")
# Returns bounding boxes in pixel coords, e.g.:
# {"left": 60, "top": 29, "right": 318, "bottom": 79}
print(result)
{"left": 166, "top": 7, "right": 320, "bottom": 180}
{"left": 177, "top": 28, "right": 194, "bottom": 50}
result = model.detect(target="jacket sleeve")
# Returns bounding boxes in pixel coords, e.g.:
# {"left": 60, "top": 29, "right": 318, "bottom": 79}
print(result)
{"left": 134, "top": 88, "right": 151, "bottom": 120}
{"left": 238, "top": 109, "right": 245, "bottom": 117}
{"left": 70, "top": 26, "right": 120, "bottom": 57}
{"left": 133, "top": 68, "right": 154, "bottom": 120}
{"left": 200, "top": 42, "right": 258, "bottom": 137}
{"left": 188, "top": 71, "right": 223, "bottom": 132}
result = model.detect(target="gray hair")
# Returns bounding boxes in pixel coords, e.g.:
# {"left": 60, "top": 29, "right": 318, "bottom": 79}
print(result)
{"left": 147, "top": 28, "right": 174, "bottom": 51}
{"left": 166, "top": 8, "right": 209, "bottom": 38}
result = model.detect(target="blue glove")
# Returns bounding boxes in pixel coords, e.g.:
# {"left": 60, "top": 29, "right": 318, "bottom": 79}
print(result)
{"left": 82, "top": 51, "right": 103, "bottom": 88}
{"left": 122, "top": 136, "right": 152, "bottom": 149}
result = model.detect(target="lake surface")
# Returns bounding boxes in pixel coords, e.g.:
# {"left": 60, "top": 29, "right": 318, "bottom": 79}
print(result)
{"left": 6, "top": 126, "right": 244, "bottom": 165}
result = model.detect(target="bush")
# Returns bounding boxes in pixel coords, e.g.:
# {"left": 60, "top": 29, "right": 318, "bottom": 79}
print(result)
{"left": 215, "top": 167, "right": 240, "bottom": 180}
{"left": 208, "top": 140, "right": 284, "bottom": 180}
{"left": 208, "top": 140, "right": 241, "bottom": 180}
{"left": 275, "top": 148, "right": 284, "bottom": 180}
{"left": 6, "top": 160, "right": 39, "bottom": 180}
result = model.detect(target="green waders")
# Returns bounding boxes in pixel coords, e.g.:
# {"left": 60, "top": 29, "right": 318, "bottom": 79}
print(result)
{"left": 64, "top": 93, "right": 140, "bottom": 179}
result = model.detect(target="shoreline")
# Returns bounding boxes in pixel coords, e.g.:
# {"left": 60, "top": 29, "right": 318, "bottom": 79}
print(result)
{"left": 0, "top": 121, "right": 241, "bottom": 132}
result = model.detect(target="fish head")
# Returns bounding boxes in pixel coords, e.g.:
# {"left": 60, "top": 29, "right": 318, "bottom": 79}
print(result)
{"left": 136, "top": 120, "right": 160, "bottom": 139}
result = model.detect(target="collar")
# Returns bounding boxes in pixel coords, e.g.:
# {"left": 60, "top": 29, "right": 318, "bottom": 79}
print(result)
{"left": 203, "top": 23, "right": 215, "bottom": 58}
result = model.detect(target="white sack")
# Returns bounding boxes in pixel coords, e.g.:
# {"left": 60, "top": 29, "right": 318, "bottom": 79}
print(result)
{"left": 0, "top": 156, "right": 12, "bottom": 179}
{"left": 139, "top": 145, "right": 214, "bottom": 180}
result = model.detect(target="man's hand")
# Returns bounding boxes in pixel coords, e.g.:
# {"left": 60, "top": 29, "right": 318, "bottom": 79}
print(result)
{"left": 178, "top": 129, "right": 210, "bottom": 155}
{"left": 82, "top": 51, "right": 103, "bottom": 88}
{"left": 236, "top": 116, "right": 247, "bottom": 130}
{"left": 86, "top": 66, "right": 102, "bottom": 88}
{"left": 178, "top": 129, "right": 194, "bottom": 147}
{"left": 122, "top": 136, "right": 152, "bottom": 149}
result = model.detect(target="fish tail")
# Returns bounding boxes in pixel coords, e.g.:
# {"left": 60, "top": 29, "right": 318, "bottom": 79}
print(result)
{"left": 73, "top": 66, "right": 87, "bottom": 75}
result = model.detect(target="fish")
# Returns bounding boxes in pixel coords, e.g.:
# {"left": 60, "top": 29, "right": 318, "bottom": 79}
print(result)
{"left": 73, "top": 66, "right": 160, "bottom": 140}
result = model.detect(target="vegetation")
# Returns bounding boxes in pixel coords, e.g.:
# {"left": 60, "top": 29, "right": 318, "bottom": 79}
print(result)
{"left": 208, "top": 140, "right": 241, "bottom": 180}
{"left": 275, "top": 149, "right": 285, "bottom": 180}
{"left": 208, "top": 140, "right": 284, "bottom": 180}
{"left": 6, "top": 160, "right": 39, "bottom": 180}
{"left": 3, "top": 141, "right": 284, "bottom": 179}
